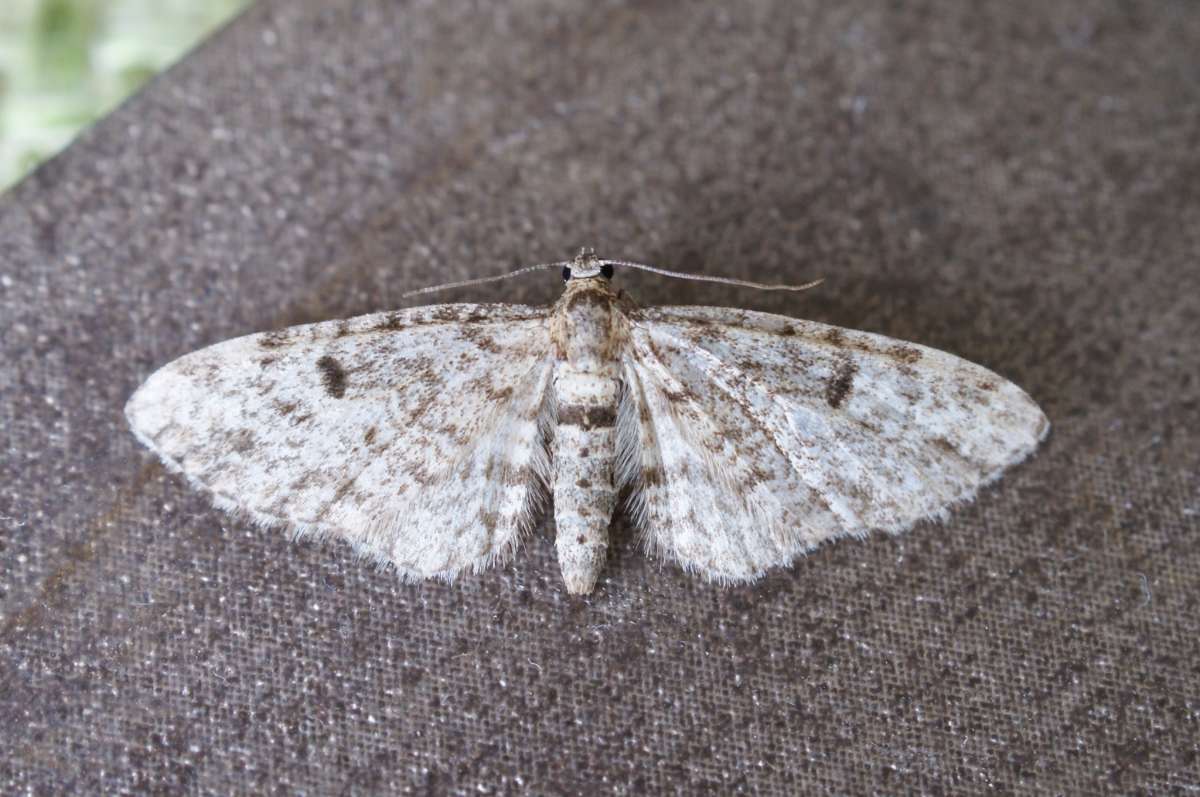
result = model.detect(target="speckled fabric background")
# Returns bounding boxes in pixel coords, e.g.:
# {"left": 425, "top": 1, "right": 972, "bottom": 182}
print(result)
{"left": 2, "top": 0, "right": 1198, "bottom": 793}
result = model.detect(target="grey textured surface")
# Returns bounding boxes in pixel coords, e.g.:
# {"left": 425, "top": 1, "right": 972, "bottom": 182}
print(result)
{"left": 2, "top": 0, "right": 1198, "bottom": 793}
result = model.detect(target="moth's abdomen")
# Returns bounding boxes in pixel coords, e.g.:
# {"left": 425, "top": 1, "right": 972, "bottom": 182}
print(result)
{"left": 552, "top": 368, "right": 619, "bottom": 594}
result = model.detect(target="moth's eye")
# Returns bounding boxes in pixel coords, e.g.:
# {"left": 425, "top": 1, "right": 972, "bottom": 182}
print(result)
{"left": 562, "top": 266, "right": 572, "bottom": 282}
{"left": 600, "top": 263, "right": 614, "bottom": 280}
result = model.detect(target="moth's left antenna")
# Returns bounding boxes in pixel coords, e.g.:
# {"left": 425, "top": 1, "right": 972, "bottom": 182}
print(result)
{"left": 400, "top": 260, "right": 569, "bottom": 299}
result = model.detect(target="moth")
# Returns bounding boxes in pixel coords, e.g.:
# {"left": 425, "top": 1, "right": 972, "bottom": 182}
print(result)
{"left": 126, "top": 250, "right": 1048, "bottom": 594}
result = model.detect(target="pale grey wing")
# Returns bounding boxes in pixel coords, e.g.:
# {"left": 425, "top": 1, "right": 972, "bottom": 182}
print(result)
{"left": 126, "top": 303, "right": 555, "bottom": 581}
{"left": 618, "top": 306, "right": 1048, "bottom": 582}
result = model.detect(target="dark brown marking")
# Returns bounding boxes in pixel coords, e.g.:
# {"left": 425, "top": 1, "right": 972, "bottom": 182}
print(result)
{"left": 432, "top": 306, "right": 459, "bottom": 322}
{"left": 316, "top": 355, "right": 347, "bottom": 398}
{"left": 576, "top": 477, "right": 591, "bottom": 489}
{"left": 274, "top": 400, "right": 298, "bottom": 416}
{"left": 229, "top": 429, "right": 256, "bottom": 453}
{"left": 405, "top": 460, "right": 437, "bottom": 486}
{"left": 440, "top": 422, "right": 470, "bottom": 446}
{"left": 977, "top": 380, "right": 997, "bottom": 392}
{"left": 500, "top": 465, "right": 533, "bottom": 486}
{"left": 749, "top": 462, "right": 774, "bottom": 485}
{"left": 459, "top": 324, "right": 501, "bottom": 353}
{"left": 364, "top": 426, "right": 378, "bottom": 446}
{"left": 558, "top": 405, "right": 617, "bottom": 429}
{"left": 373, "top": 313, "right": 406, "bottom": 332}
{"left": 576, "top": 535, "right": 586, "bottom": 544}
{"left": 312, "top": 478, "right": 357, "bottom": 520}
{"left": 889, "top": 345, "right": 923, "bottom": 364}
{"left": 258, "top": 356, "right": 278, "bottom": 367}
{"left": 487, "top": 384, "right": 514, "bottom": 402}
{"left": 579, "top": 447, "right": 590, "bottom": 458}
{"left": 335, "top": 321, "right": 352, "bottom": 338}
{"left": 642, "top": 466, "right": 663, "bottom": 486}
{"left": 823, "top": 327, "right": 846, "bottom": 347}
{"left": 258, "top": 330, "right": 290, "bottom": 349}
{"left": 332, "top": 478, "right": 355, "bottom": 502}
{"left": 478, "top": 509, "right": 499, "bottom": 549}
{"left": 825, "top": 357, "right": 858, "bottom": 409}
{"left": 662, "top": 388, "right": 688, "bottom": 403}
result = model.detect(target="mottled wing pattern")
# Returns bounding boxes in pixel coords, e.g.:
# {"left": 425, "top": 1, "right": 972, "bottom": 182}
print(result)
{"left": 126, "top": 304, "right": 555, "bottom": 580}
{"left": 618, "top": 306, "right": 1048, "bottom": 581}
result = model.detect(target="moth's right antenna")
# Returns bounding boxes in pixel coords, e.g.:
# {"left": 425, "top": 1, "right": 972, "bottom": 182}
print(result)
{"left": 400, "top": 260, "right": 570, "bottom": 299}
{"left": 602, "top": 259, "right": 823, "bottom": 293}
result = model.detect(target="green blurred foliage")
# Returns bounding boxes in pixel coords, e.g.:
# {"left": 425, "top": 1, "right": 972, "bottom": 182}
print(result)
{"left": 0, "top": 0, "right": 249, "bottom": 190}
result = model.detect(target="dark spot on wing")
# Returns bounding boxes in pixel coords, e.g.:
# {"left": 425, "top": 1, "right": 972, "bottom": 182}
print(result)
{"left": 228, "top": 428, "right": 256, "bottom": 453}
{"left": 933, "top": 437, "right": 958, "bottom": 455}
{"left": 500, "top": 465, "right": 533, "bottom": 486}
{"left": 477, "top": 506, "right": 496, "bottom": 532}
{"left": 662, "top": 387, "right": 688, "bottom": 403}
{"left": 641, "top": 466, "right": 663, "bottom": 486}
{"left": 576, "top": 477, "right": 591, "bottom": 489}
{"left": 889, "top": 345, "right": 923, "bottom": 364}
{"left": 479, "top": 510, "right": 499, "bottom": 549}
{"left": 258, "top": 330, "right": 290, "bottom": 349}
{"left": 258, "top": 356, "right": 278, "bottom": 367}
{"left": 749, "top": 462, "right": 774, "bottom": 485}
{"left": 364, "top": 426, "right": 378, "bottom": 445}
{"left": 316, "top": 355, "right": 347, "bottom": 398}
{"left": 459, "top": 324, "right": 502, "bottom": 353}
{"left": 405, "top": 460, "right": 437, "bottom": 486}
{"left": 823, "top": 328, "right": 846, "bottom": 347}
{"left": 432, "top": 306, "right": 458, "bottom": 322}
{"left": 440, "top": 422, "right": 470, "bottom": 446}
{"left": 332, "top": 478, "right": 356, "bottom": 502}
{"left": 373, "top": 313, "right": 407, "bottom": 332}
{"left": 576, "top": 535, "right": 586, "bottom": 545}
{"left": 825, "top": 356, "right": 858, "bottom": 409}
{"left": 335, "top": 321, "right": 352, "bottom": 338}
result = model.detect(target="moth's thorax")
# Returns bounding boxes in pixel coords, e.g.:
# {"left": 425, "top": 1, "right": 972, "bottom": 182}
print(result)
{"left": 551, "top": 279, "right": 629, "bottom": 370}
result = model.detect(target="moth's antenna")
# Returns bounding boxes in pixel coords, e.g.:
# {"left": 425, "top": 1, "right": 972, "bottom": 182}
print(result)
{"left": 602, "top": 259, "right": 823, "bottom": 293}
{"left": 400, "top": 260, "right": 570, "bottom": 299}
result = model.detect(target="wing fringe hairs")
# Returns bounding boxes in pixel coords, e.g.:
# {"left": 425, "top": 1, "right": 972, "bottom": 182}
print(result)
{"left": 127, "top": 253, "right": 1048, "bottom": 592}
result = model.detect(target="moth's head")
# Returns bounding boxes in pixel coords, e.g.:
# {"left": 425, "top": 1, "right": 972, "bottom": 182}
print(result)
{"left": 562, "top": 248, "right": 614, "bottom": 284}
